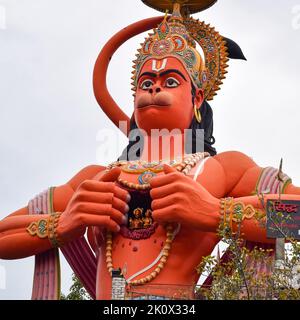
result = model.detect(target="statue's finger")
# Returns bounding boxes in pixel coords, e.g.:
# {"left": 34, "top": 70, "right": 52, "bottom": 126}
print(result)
{"left": 152, "top": 205, "right": 177, "bottom": 222}
{"left": 112, "top": 197, "right": 129, "bottom": 214}
{"left": 100, "top": 167, "right": 121, "bottom": 182}
{"left": 150, "top": 172, "right": 177, "bottom": 188}
{"left": 163, "top": 164, "right": 177, "bottom": 174}
{"left": 152, "top": 194, "right": 177, "bottom": 211}
{"left": 150, "top": 183, "right": 178, "bottom": 199}
{"left": 79, "top": 214, "right": 120, "bottom": 232}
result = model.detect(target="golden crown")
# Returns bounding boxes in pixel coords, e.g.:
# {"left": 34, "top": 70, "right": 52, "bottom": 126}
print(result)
{"left": 132, "top": 2, "right": 229, "bottom": 101}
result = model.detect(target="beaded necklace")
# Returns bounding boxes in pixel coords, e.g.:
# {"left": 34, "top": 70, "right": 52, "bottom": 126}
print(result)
{"left": 105, "top": 152, "right": 209, "bottom": 286}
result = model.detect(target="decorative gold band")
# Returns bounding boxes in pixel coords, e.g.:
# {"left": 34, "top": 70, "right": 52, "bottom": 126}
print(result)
{"left": 220, "top": 198, "right": 265, "bottom": 232}
{"left": 27, "top": 219, "right": 49, "bottom": 239}
{"left": 27, "top": 212, "right": 63, "bottom": 248}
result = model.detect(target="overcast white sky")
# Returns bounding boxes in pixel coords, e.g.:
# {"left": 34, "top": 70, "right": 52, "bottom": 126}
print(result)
{"left": 0, "top": 0, "right": 300, "bottom": 299}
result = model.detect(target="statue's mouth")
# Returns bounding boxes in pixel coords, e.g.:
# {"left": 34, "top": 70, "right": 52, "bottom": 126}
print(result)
{"left": 137, "top": 103, "right": 171, "bottom": 109}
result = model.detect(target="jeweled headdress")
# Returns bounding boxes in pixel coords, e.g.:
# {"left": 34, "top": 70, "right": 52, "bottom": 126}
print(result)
{"left": 93, "top": 0, "right": 246, "bottom": 134}
{"left": 132, "top": 2, "right": 228, "bottom": 101}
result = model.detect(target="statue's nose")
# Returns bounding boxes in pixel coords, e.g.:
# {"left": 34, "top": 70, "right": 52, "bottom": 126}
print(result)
{"left": 148, "top": 85, "right": 161, "bottom": 95}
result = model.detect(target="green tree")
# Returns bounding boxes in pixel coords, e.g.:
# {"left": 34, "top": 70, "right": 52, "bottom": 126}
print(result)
{"left": 60, "top": 274, "right": 91, "bottom": 300}
{"left": 196, "top": 193, "right": 300, "bottom": 300}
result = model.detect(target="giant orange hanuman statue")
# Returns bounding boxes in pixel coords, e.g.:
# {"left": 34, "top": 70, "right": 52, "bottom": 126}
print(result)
{"left": 0, "top": 0, "right": 300, "bottom": 300}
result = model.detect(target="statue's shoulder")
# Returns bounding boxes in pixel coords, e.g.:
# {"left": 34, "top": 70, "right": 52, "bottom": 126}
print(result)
{"left": 213, "top": 151, "right": 257, "bottom": 169}
{"left": 212, "top": 151, "right": 258, "bottom": 194}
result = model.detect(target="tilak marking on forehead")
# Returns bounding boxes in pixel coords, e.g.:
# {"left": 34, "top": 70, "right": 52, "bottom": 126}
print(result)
{"left": 151, "top": 59, "right": 168, "bottom": 72}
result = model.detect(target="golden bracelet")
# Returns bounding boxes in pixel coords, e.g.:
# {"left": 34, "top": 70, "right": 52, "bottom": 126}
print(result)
{"left": 220, "top": 198, "right": 265, "bottom": 227}
{"left": 27, "top": 212, "right": 63, "bottom": 248}
{"left": 220, "top": 197, "right": 234, "bottom": 233}
{"left": 48, "top": 212, "right": 63, "bottom": 248}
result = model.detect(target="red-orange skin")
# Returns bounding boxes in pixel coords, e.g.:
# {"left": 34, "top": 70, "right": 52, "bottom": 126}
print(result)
{"left": 134, "top": 57, "right": 203, "bottom": 134}
{"left": 1, "top": 17, "right": 300, "bottom": 300}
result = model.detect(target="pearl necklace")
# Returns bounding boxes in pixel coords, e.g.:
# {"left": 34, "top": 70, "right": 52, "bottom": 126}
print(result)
{"left": 105, "top": 152, "right": 209, "bottom": 286}
{"left": 106, "top": 224, "right": 175, "bottom": 286}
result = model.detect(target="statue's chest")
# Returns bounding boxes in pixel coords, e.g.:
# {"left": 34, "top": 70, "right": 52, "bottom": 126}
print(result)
{"left": 106, "top": 153, "right": 209, "bottom": 241}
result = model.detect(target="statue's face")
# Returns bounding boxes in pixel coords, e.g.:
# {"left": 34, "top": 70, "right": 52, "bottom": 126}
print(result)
{"left": 134, "top": 57, "right": 204, "bottom": 134}
{"left": 133, "top": 209, "right": 142, "bottom": 218}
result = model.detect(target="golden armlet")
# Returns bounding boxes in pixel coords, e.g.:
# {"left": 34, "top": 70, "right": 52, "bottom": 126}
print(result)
{"left": 27, "top": 212, "right": 63, "bottom": 248}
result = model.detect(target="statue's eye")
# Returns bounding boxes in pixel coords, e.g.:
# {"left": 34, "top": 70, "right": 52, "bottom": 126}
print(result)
{"left": 165, "top": 77, "right": 180, "bottom": 88}
{"left": 140, "top": 79, "right": 154, "bottom": 90}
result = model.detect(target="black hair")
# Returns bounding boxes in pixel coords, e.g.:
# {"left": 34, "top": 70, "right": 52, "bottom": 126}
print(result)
{"left": 190, "top": 84, "right": 217, "bottom": 156}
{"left": 118, "top": 84, "right": 217, "bottom": 161}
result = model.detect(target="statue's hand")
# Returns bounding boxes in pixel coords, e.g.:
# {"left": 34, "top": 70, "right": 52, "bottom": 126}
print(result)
{"left": 150, "top": 165, "right": 219, "bottom": 231}
{"left": 57, "top": 167, "right": 130, "bottom": 244}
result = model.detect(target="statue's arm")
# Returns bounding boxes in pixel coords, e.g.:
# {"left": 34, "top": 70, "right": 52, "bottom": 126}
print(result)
{"left": 215, "top": 151, "right": 300, "bottom": 197}
{"left": 213, "top": 151, "right": 300, "bottom": 242}
{"left": 150, "top": 153, "right": 300, "bottom": 245}
{"left": 225, "top": 194, "right": 300, "bottom": 243}
{"left": 0, "top": 165, "right": 105, "bottom": 259}
{"left": 284, "top": 184, "right": 300, "bottom": 195}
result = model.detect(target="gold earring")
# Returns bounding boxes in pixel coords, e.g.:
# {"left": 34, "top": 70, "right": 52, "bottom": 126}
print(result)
{"left": 194, "top": 105, "right": 201, "bottom": 123}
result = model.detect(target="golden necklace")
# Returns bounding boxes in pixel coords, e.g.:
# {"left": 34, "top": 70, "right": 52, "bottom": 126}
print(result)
{"left": 107, "top": 152, "right": 210, "bottom": 191}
